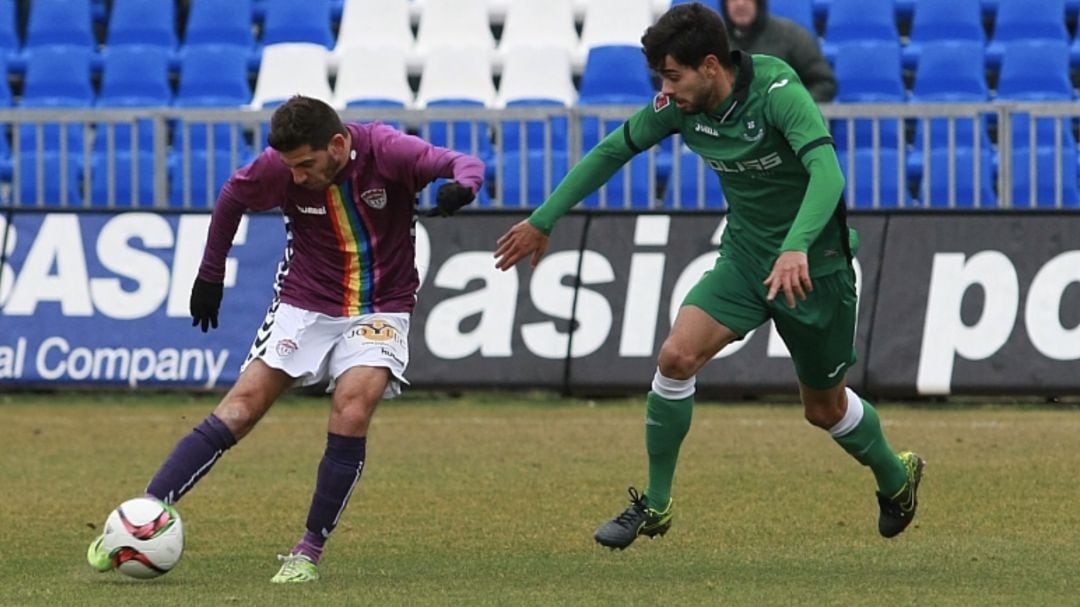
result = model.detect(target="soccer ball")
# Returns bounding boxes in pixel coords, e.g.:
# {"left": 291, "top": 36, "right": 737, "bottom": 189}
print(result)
{"left": 101, "top": 497, "right": 184, "bottom": 579}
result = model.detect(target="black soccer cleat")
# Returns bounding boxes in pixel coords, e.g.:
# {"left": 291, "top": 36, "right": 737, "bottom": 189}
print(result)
{"left": 594, "top": 487, "right": 673, "bottom": 550}
{"left": 877, "top": 451, "right": 925, "bottom": 538}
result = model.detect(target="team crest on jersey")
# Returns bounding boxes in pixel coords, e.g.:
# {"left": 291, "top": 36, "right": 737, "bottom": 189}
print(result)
{"left": 361, "top": 188, "right": 388, "bottom": 209}
{"left": 741, "top": 118, "right": 764, "bottom": 142}
{"left": 276, "top": 338, "right": 298, "bottom": 357}
{"left": 653, "top": 93, "right": 670, "bottom": 112}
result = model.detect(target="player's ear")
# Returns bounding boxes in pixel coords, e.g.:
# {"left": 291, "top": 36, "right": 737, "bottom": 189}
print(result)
{"left": 329, "top": 132, "right": 348, "bottom": 154}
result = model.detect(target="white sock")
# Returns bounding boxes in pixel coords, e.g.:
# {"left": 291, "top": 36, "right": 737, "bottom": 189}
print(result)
{"left": 651, "top": 368, "right": 696, "bottom": 400}
{"left": 828, "top": 387, "right": 865, "bottom": 438}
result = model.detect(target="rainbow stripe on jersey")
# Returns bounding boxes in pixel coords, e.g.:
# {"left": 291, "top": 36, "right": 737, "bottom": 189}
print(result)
{"left": 325, "top": 181, "right": 375, "bottom": 315}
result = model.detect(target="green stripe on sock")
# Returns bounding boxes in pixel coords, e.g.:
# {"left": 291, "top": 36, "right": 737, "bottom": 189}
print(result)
{"left": 644, "top": 391, "right": 693, "bottom": 511}
{"left": 832, "top": 400, "right": 907, "bottom": 495}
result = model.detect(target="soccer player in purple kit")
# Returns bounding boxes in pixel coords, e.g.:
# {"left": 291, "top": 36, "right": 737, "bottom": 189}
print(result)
{"left": 87, "top": 95, "right": 485, "bottom": 583}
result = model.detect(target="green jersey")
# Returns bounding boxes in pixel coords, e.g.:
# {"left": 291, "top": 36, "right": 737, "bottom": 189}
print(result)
{"left": 528, "top": 51, "right": 850, "bottom": 277}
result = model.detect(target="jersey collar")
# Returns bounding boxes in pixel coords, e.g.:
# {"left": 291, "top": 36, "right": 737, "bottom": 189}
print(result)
{"left": 713, "top": 50, "right": 754, "bottom": 124}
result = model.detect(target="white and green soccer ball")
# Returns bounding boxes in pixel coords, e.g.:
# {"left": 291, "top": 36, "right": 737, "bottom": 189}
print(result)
{"left": 101, "top": 497, "right": 184, "bottom": 579}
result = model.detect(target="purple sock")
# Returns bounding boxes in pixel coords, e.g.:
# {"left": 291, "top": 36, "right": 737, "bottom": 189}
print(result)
{"left": 145, "top": 414, "right": 236, "bottom": 504}
{"left": 293, "top": 434, "right": 366, "bottom": 564}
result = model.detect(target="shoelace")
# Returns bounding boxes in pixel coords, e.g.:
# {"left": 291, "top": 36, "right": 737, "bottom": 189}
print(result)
{"left": 612, "top": 487, "right": 649, "bottom": 529}
{"left": 276, "top": 553, "right": 312, "bottom": 570}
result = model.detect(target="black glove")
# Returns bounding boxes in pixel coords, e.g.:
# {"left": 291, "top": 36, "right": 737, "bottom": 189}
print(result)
{"left": 190, "top": 278, "right": 224, "bottom": 333}
{"left": 425, "top": 182, "right": 476, "bottom": 217}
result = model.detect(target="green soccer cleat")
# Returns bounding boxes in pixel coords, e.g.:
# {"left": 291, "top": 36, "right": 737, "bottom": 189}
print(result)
{"left": 86, "top": 534, "right": 112, "bottom": 573}
{"left": 271, "top": 553, "right": 319, "bottom": 583}
{"left": 594, "top": 487, "right": 673, "bottom": 550}
{"left": 877, "top": 450, "right": 925, "bottom": 538}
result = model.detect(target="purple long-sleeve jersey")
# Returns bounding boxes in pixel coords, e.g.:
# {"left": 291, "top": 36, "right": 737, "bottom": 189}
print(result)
{"left": 197, "top": 122, "right": 485, "bottom": 317}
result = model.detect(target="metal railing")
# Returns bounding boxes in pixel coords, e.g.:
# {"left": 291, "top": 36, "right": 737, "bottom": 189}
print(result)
{"left": 2, "top": 102, "right": 1079, "bottom": 210}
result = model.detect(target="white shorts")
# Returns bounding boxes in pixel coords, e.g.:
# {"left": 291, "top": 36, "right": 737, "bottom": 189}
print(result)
{"left": 241, "top": 302, "right": 411, "bottom": 399}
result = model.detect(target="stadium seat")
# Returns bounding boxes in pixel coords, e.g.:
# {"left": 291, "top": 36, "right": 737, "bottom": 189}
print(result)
{"left": 996, "top": 40, "right": 1073, "bottom": 101}
{"left": 332, "top": 0, "right": 414, "bottom": 68}
{"left": 669, "top": 0, "right": 720, "bottom": 12}
{"left": 496, "top": 46, "right": 577, "bottom": 109}
{"left": 902, "top": 0, "right": 985, "bottom": 70}
{"left": 918, "top": 147, "right": 997, "bottom": 208}
{"left": 578, "top": 45, "right": 657, "bottom": 208}
{"left": 16, "top": 154, "right": 84, "bottom": 205}
{"left": 97, "top": 46, "right": 173, "bottom": 108}
{"left": 106, "top": 0, "right": 177, "bottom": 49}
{"left": 498, "top": 0, "right": 579, "bottom": 59}
{"left": 769, "top": 0, "right": 816, "bottom": 37}
{"left": 0, "top": 0, "right": 18, "bottom": 61}
{"left": 986, "top": 0, "right": 1069, "bottom": 69}
{"left": 498, "top": 149, "right": 570, "bottom": 207}
{"left": 183, "top": 0, "right": 255, "bottom": 50}
{"left": 332, "top": 46, "right": 414, "bottom": 108}
{"left": 24, "top": 0, "right": 95, "bottom": 49}
{"left": 176, "top": 46, "right": 253, "bottom": 107}
{"left": 821, "top": 0, "right": 897, "bottom": 62}
{"left": 87, "top": 150, "right": 158, "bottom": 206}
{"left": 413, "top": 0, "right": 495, "bottom": 74}
{"left": 838, "top": 148, "right": 913, "bottom": 208}
{"left": 170, "top": 149, "right": 250, "bottom": 208}
{"left": 576, "top": 0, "right": 654, "bottom": 73}
{"left": 908, "top": 41, "right": 993, "bottom": 186}
{"left": 415, "top": 46, "right": 495, "bottom": 197}
{"left": 0, "top": 52, "right": 11, "bottom": 180}
{"left": 1011, "top": 147, "right": 1080, "bottom": 207}
{"left": 831, "top": 40, "right": 905, "bottom": 152}
{"left": 250, "top": 43, "right": 333, "bottom": 108}
{"left": 261, "top": 0, "right": 334, "bottom": 48}
{"left": 662, "top": 145, "right": 726, "bottom": 210}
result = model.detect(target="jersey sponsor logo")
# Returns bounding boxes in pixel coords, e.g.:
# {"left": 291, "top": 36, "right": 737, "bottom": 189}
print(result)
{"left": 706, "top": 151, "right": 783, "bottom": 173}
{"left": 361, "top": 188, "right": 388, "bottom": 210}
{"left": 741, "top": 119, "right": 764, "bottom": 142}
{"left": 276, "top": 338, "right": 298, "bottom": 358}
{"left": 296, "top": 205, "right": 327, "bottom": 215}
{"left": 767, "top": 78, "right": 790, "bottom": 94}
{"left": 693, "top": 122, "right": 720, "bottom": 137}
{"left": 350, "top": 319, "right": 397, "bottom": 342}
{"left": 653, "top": 93, "right": 670, "bottom": 112}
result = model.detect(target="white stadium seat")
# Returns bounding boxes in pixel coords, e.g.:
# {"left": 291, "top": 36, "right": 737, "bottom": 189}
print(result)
{"left": 250, "top": 43, "right": 333, "bottom": 108}
{"left": 332, "top": 46, "right": 415, "bottom": 108}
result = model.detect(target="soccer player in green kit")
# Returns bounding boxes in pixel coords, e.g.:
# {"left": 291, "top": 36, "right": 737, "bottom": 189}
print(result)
{"left": 493, "top": 2, "right": 923, "bottom": 549}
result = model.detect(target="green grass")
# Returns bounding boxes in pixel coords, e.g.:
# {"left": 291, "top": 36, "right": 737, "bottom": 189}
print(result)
{"left": 2, "top": 392, "right": 1080, "bottom": 606}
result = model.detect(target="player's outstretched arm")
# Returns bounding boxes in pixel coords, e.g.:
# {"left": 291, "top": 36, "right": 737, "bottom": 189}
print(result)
{"left": 494, "top": 220, "right": 549, "bottom": 271}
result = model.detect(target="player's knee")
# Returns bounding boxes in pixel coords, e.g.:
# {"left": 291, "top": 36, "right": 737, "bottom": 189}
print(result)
{"left": 657, "top": 342, "right": 699, "bottom": 380}
{"left": 331, "top": 401, "right": 376, "bottom": 434}
{"left": 802, "top": 395, "right": 846, "bottom": 429}
{"left": 215, "top": 391, "right": 271, "bottom": 437}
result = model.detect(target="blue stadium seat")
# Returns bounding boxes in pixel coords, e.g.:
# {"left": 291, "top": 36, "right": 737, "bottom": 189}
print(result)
{"left": 838, "top": 148, "right": 913, "bottom": 208}
{"left": 1011, "top": 147, "right": 1080, "bottom": 207}
{"left": 902, "top": 0, "right": 985, "bottom": 70}
{"left": 821, "top": 0, "right": 897, "bottom": 62}
{"left": 261, "top": 0, "right": 334, "bottom": 48}
{"left": 0, "top": 52, "right": 10, "bottom": 180}
{"left": 24, "top": 0, "right": 95, "bottom": 49}
{"left": 183, "top": 0, "right": 255, "bottom": 49}
{"left": 106, "top": 0, "right": 178, "bottom": 49}
{"left": 97, "top": 46, "right": 173, "bottom": 107}
{"left": 662, "top": 146, "right": 726, "bottom": 210}
{"left": 170, "top": 149, "right": 250, "bottom": 208}
{"left": 996, "top": 40, "right": 1073, "bottom": 101}
{"left": 831, "top": 40, "right": 905, "bottom": 152}
{"left": 88, "top": 150, "right": 157, "bottom": 207}
{"left": 499, "top": 150, "right": 569, "bottom": 207}
{"left": 16, "top": 154, "right": 84, "bottom": 205}
{"left": 769, "top": 0, "right": 816, "bottom": 36}
{"left": 918, "top": 147, "right": 997, "bottom": 208}
{"left": 671, "top": 0, "right": 720, "bottom": 11}
{"left": 176, "top": 46, "right": 252, "bottom": 107}
{"left": 577, "top": 45, "right": 657, "bottom": 208}
{"left": 908, "top": 41, "right": 994, "bottom": 187}
{"left": 0, "top": 0, "right": 18, "bottom": 61}
{"left": 986, "top": 0, "right": 1069, "bottom": 69}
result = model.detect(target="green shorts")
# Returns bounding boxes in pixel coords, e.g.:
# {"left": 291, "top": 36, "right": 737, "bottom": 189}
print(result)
{"left": 682, "top": 256, "right": 858, "bottom": 390}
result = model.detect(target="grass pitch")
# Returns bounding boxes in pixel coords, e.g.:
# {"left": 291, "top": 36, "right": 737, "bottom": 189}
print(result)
{"left": 2, "top": 391, "right": 1080, "bottom": 606}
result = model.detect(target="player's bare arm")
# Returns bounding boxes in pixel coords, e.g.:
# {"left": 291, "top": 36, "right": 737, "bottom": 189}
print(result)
{"left": 764, "top": 250, "right": 812, "bottom": 309}
{"left": 494, "top": 220, "right": 549, "bottom": 270}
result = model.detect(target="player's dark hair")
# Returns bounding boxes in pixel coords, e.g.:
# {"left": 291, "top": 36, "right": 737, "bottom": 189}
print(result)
{"left": 267, "top": 95, "right": 347, "bottom": 152}
{"left": 641, "top": 2, "right": 733, "bottom": 71}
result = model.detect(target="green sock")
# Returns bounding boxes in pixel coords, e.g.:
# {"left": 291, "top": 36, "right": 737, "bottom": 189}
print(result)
{"left": 832, "top": 399, "right": 907, "bottom": 496}
{"left": 643, "top": 391, "right": 693, "bottom": 511}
